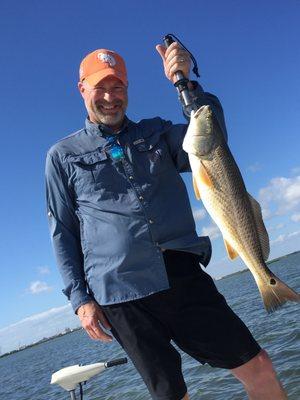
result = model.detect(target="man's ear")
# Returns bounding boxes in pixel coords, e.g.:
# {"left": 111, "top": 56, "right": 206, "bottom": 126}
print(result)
{"left": 78, "top": 81, "right": 85, "bottom": 98}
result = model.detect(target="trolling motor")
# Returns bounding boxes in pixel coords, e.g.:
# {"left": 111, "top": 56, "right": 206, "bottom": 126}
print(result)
{"left": 163, "top": 33, "right": 200, "bottom": 114}
{"left": 51, "top": 357, "right": 127, "bottom": 400}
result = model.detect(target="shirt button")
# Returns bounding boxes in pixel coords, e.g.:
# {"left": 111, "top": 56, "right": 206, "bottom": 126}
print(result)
{"left": 129, "top": 175, "right": 134, "bottom": 180}
{"left": 47, "top": 211, "right": 52, "bottom": 218}
{"left": 139, "top": 196, "right": 144, "bottom": 201}
{"left": 149, "top": 219, "right": 154, "bottom": 224}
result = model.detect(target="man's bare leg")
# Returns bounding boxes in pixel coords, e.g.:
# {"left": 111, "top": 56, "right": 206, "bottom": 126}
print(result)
{"left": 231, "top": 349, "right": 287, "bottom": 399}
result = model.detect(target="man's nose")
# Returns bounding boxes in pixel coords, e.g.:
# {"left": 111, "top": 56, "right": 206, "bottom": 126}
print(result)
{"left": 103, "top": 91, "right": 115, "bottom": 102}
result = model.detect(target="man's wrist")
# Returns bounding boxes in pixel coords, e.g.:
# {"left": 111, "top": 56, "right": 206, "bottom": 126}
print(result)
{"left": 75, "top": 299, "right": 94, "bottom": 315}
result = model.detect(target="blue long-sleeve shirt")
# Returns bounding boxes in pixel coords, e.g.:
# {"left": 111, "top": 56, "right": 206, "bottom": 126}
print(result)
{"left": 45, "top": 83, "right": 228, "bottom": 312}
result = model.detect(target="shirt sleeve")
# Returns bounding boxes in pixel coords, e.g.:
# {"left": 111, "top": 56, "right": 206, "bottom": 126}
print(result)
{"left": 163, "top": 81, "right": 228, "bottom": 173}
{"left": 182, "top": 81, "right": 228, "bottom": 142}
{"left": 45, "top": 150, "right": 92, "bottom": 313}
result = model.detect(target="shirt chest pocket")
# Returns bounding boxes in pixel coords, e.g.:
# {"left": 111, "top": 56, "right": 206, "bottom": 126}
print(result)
{"left": 68, "top": 150, "right": 111, "bottom": 191}
{"left": 134, "top": 134, "right": 170, "bottom": 176}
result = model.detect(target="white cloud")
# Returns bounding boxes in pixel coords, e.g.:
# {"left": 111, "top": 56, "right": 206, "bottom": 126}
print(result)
{"left": 201, "top": 224, "right": 221, "bottom": 240}
{"left": 291, "top": 167, "right": 300, "bottom": 175}
{"left": 192, "top": 208, "right": 206, "bottom": 221}
{"left": 37, "top": 266, "right": 51, "bottom": 275}
{"left": 291, "top": 213, "right": 300, "bottom": 222}
{"left": 267, "top": 223, "right": 285, "bottom": 232}
{"left": 270, "top": 230, "right": 300, "bottom": 245}
{"left": 259, "top": 175, "right": 300, "bottom": 218}
{"left": 261, "top": 207, "right": 272, "bottom": 220}
{"left": 2, "top": 305, "right": 71, "bottom": 328}
{"left": 28, "top": 281, "right": 53, "bottom": 294}
{"left": 270, "top": 234, "right": 285, "bottom": 245}
{"left": 247, "top": 162, "right": 262, "bottom": 173}
{"left": 0, "top": 305, "right": 79, "bottom": 353}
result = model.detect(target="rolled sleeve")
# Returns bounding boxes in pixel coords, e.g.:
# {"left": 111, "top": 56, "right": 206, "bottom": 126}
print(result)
{"left": 182, "top": 81, "right": 228, "bottom": 142}
{"left": 45, "top": 151, "right": 92, "bottom": 312}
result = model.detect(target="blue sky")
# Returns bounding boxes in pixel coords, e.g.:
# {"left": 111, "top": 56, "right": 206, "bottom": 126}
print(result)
{"left": 1, "top": 0, "right": 300, "bottom": 340}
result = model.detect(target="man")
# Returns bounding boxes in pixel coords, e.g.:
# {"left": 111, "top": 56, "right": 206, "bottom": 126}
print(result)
{"left": 45, "top": 42, "right": 287, "bottom": 400}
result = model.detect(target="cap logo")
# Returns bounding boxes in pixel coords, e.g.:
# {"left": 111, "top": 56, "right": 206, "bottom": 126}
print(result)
{"left": 97, "top": 52, "right": 116, "bottom": 67}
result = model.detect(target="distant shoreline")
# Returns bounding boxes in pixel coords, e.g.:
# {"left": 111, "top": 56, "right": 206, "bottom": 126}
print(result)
{"left": 0, "top": 327, "right": 81, "bottom": 359}
{"left": 215, "top": 250, "right": 300, "bottom": 281}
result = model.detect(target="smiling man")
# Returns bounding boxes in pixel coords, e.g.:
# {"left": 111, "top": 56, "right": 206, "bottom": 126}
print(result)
{"left": 45, "top": 45, "right": 287, "bottom": 400}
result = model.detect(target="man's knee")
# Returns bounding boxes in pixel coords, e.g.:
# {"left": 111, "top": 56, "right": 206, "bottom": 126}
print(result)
{"left": 231, "top": 349, "right": 277, "bottom": 385}
{"left": 252, "top": 350, "right": 277, "bottom": 380}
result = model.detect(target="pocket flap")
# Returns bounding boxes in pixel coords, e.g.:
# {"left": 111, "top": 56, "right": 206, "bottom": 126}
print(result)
{"left": 68, "top": 149, "right": 107, "bottom": 165}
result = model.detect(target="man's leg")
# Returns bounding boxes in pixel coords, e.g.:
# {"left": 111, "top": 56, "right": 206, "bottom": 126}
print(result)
{"left": 231, "top": 349, "right": 287, "bottom": 400}
{"left": 161, "top": 259, "right": 287, "bottom": 400}
{"left": 102, "top": 298, "right": 188, "bottom": 400}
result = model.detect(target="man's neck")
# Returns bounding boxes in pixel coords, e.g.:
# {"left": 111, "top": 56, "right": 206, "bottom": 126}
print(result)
{"left": 89, "top": 116, "right": 127, "bottom": 135}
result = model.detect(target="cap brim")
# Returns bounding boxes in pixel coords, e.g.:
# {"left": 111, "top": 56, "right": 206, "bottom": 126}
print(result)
{"left": 84, "top": 69, "right": 127, "bottom": 87}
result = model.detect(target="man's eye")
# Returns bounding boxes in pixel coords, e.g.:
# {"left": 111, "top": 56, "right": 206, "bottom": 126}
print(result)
{"left": 92, "top": 86, "right": 125, "bottom": 93}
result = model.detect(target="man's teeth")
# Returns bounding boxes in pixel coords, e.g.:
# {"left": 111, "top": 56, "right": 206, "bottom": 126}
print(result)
{"left": 102, "top": 105, "right": 118, "bottom": 110}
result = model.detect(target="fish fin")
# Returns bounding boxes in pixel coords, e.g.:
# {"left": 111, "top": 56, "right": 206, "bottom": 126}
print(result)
{"left": 192, "top": 175, "right": 201, "bottom": 200}
{"left": 257, "top": 268, "right": 300, "bottom": 313}
{"left": 248, "top": 193, "right": 270, "bottom": 261}
{"left": 223, "top": 239, "right": 239, "bottom": 260}
{"left": 199, "top": 162, "right": 213, "bottom": 187}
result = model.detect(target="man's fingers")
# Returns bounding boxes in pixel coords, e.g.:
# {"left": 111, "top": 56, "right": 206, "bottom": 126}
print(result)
{"left": 89, "top": 321, "right": 113, "bottom": 342}
{"left": 83, "top": 321, "right": 113, "bottom": 342}
{"left": 157, "top": 42, "right": 191, "bottom": 82}
{"left": 85, "top": 326, "right": 99, "bottom": 340}
{"left": 80, "top": 316, "right": 113, "bottom": 342}
{"left": 165, "top": 49, "right": 190, "bottom": 70}
{"left": 164, "top": 41, "right": 179, "bottom": 59}
{"left": 77, "top": 302, "right": 113, "bottom": 342}
{"left": 168, "top": 62, "right": 190, "bottom": 77}
{"left": 164, "top": 48, "right": 187, "bottom": 64}
{"left": 97, "top": 310, "right": 112, "bottom": 330}
{"left": 166, "top": 61, "right": 191, "bottom": 82}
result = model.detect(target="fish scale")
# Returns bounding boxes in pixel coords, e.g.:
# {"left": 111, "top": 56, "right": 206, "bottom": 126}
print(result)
{"left": 183, "top": 105, "right": 300, "bottom": 312}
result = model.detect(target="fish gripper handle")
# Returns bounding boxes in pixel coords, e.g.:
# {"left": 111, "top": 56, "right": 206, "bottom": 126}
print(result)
{"left": 105, "top": 357, "right": 128, "bottom": 368}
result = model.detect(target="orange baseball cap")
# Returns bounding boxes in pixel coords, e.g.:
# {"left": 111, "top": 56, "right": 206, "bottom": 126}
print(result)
{"left": 79, "top": 49, "right": 128, "bottom": 87}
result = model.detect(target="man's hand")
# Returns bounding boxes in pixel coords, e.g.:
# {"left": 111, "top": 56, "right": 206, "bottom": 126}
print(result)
{"left": 77, "top": 301, "right": 113, "bottom": 342}
{"left": 156, "top": 41, "right": 192, "bottom": 83}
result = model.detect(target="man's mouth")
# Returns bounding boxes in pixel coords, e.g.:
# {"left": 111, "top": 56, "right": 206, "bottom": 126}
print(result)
{"left": 99, "top": 104, "right": 121, "bottom": 114}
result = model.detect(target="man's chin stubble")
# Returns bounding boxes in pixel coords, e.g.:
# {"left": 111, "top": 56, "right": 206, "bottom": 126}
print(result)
{"left": 94, "top": 111, "right": 124, "bottom": 127}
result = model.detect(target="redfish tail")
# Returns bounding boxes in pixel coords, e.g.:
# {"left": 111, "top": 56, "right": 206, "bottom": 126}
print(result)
{"left": 258, "top": 269, "right": 300, "bottom": 313}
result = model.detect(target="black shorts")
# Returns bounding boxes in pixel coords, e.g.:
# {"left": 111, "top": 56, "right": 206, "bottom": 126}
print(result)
{"left": 102, "top": 250, "right": 261, "bottom": 400}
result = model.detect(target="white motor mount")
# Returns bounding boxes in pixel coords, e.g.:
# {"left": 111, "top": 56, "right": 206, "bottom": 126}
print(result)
{"left": 51, "top": 357, "right": 127, "bottom": 395}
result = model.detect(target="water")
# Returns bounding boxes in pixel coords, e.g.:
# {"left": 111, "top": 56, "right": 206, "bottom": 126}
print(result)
{"left": 1, "top": 252, "right": 299, "bottom": 400}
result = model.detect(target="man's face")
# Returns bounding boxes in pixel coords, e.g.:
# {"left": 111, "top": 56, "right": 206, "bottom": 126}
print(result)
{"left": 78, "top": 76, "right": 128, "bottom": 131}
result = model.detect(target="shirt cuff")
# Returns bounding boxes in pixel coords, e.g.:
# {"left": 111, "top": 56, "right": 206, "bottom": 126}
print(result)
{"left": 181, "top": 81, "right": 205, "bottom": 119}
{"left": 62, "top": 279, "right": 93, "bottom": 313}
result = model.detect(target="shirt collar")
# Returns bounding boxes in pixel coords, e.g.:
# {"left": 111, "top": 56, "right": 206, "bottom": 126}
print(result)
{"left": 85, "top": 116, "right": 133, "bottom": 137}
